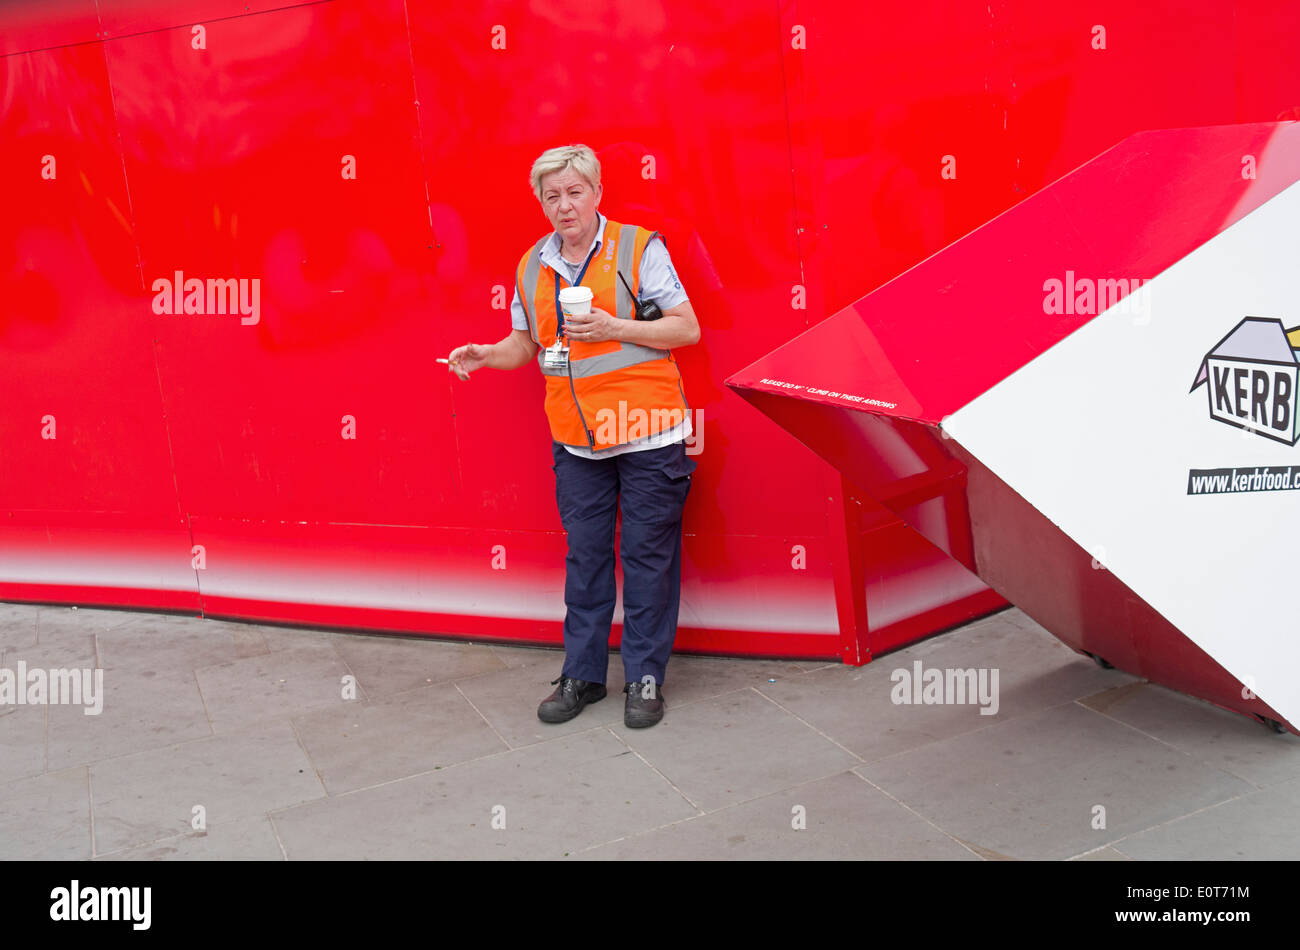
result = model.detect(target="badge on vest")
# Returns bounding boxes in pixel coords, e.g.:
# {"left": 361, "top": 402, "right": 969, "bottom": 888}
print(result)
{"left": 543, "top": 339, "right": 570, "bottom": 370}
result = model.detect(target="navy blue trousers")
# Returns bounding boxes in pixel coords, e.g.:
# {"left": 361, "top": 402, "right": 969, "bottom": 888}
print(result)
{"left": 552, "top": 439, "right": 695, "bottom": 687}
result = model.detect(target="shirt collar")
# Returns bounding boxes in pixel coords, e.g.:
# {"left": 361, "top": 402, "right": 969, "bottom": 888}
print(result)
{"left": 542, "top": 212, "right": 606, "bottom": 270}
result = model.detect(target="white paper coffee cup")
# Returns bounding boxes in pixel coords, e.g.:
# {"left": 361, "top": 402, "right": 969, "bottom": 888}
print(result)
{"left": 558, "top": 286, "right": 593, "bottom": 315}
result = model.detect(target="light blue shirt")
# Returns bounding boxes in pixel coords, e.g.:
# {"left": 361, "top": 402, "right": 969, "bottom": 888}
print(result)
{"left": 511, "top": 212, "right": 692, "bottom": 459}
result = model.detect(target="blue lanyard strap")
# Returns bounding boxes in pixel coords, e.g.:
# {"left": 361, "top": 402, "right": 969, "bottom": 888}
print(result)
{"left": 553, "top": 239, "right": 601, "bottom": 337}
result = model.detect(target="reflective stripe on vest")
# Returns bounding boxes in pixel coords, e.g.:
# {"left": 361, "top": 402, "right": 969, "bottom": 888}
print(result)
{"left": 517, "top": 236, "right": 548, "bottom": 343}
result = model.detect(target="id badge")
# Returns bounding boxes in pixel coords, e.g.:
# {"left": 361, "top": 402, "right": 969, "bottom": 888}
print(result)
{"left": 543, "top": 339, "right": 569, "bottom": 370}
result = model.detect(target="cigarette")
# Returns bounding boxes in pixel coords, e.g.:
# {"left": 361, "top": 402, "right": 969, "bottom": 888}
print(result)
{"left": 436, "top": 358, "right": 451, "bottom": 364}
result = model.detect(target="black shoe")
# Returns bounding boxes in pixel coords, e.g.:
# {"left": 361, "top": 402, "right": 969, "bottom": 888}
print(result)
{"left": 537, "top": 675, "right": 607, "bottom": 723}
{"left": 624, "top": 681, "right": 665, "bottom": 728}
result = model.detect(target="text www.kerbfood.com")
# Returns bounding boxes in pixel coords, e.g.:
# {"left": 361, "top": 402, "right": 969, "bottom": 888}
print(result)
{"left": 1187, "top": 465, "right": 1300, "bottom": 495}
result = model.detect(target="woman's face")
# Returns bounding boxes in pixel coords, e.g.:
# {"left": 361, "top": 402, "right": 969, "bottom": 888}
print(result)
{"left": 539, "top": 168, "right": 601, "bottom": 243}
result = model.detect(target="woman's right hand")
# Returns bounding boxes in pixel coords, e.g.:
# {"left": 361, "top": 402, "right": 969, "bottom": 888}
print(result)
{"left": 447, "top": 342, "right": 489, "bottom": 381}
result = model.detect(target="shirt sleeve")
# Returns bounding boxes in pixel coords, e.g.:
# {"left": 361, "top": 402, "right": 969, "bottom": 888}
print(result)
{"left": 510, "top": 284, "right": 530, "bottom": 332}
{"left": 637, "top": 236, "right": 689, "bottom": 310}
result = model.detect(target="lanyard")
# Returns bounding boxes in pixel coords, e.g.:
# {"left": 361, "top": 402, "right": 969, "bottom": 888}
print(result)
{"left": 553, "top": 240, "right": 601, "bottom": 337}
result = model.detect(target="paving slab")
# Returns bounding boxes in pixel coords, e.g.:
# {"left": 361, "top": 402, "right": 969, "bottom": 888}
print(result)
{"left": 194, "top": 644, "right": 357, "bottom": 733}
{"left": 36, "top": 605, "right": 143, "bottom": 643}
{"left": 46, "top": 668, "right": 213, "bottom": 771}
{"left": 486, "top": 641, "right": 563, "bottom": 670}
{"left": 0, "top": 704, "right": 46, "bottom": 785}
{"left": 97, "top": 613, "right": 268, "bottom": 675}
{"left": 757, "top": 608, "right": 1133, "bottom": 763}
{"left": 89, "top": 719, "right": 324, "bottom": 855}
{"left": 612, "top": 688, "right": 860, "bottom": 812}
{"left": 1079, "top": 681, "right": 1300, "bottom": 788}
{"left": 290, "top": 683, "right": 508, "bottom": 795}
{"left": 3, "top": 635, "right": 99, "bottom": 677}
{"left": 95, "top": 814, "right": 285, "bottom": 861}
{"left": 1113, "top": 776, "right": 1300, "bottom": 860}
{"left": 254, "top": 623, "right": 355, "bottom": 655}
{"left": 0, "top": 766, "right": 91, "bottom": 860}
{"left": 580, "top": 770, "right": 978, "bottom": 860}
{"left": 0, "top": 603, "right": 39, "bottom": 652}
{"left": 1074, "top": 846, "right": 1132, "bottom": 861}
{"left": 328, "top": 633, "right": 507, "bottom": 698}
{"left": 656, "top": 653, "right": 807, "bottom": 707}
{"left": 856, "top": 701, "right": 1255, "bottom": 860}
{"left": 271, "top": 727, "right": 698, "bottom": 859}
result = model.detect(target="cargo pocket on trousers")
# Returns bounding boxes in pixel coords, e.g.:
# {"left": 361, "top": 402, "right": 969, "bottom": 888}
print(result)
{"left": 661, "top": 445, "right": 696, "bottom": 510}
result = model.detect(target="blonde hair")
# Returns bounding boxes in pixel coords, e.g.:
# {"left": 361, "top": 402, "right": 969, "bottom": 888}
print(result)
{"left": 530, "top": 144, "right": 601, "bottom": 202}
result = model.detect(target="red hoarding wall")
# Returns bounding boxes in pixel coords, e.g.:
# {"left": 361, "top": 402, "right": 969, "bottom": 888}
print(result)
{"left": 2, "top": 0, "right": 1298, "bottom": 659}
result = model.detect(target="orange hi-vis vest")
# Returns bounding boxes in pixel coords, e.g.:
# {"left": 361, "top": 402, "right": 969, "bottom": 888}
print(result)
{"left": 515, "top": 217, "right": 691, "bottom": 451}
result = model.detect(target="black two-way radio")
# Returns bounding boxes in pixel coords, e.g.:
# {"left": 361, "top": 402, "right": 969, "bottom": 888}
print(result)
{"left": 617, "top": 269, "right": 664, "bottom": 321}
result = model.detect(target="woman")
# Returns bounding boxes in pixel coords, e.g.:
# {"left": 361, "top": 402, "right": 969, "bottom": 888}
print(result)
{"left": 447, "top": 144, "right": 700, "bottom": 728}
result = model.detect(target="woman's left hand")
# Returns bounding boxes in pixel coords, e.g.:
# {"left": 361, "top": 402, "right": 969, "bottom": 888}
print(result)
{"left": 562, "top": 307, "right": 619, "bottom": 343}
